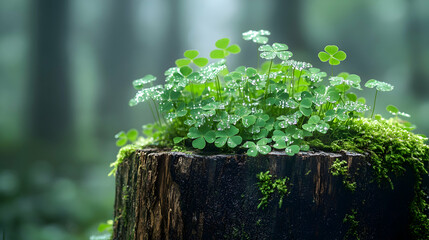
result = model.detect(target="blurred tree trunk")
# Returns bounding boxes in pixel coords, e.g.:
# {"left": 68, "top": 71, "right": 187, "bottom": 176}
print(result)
{"left": 30, "top": 0, "right": 71, "bottom": 142}
{"left": 97, "top": 0, "right": 137, "bottom": 135}
{"left": 407, "top": 0, "right": 429, "bottom": 100}
{"left": 272, "top": 0, "right": 307, "bottom": 53}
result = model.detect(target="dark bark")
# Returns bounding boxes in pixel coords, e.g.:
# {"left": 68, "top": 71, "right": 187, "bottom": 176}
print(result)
{"left": 113, "top": 149, "right": 416, "bottom": 240}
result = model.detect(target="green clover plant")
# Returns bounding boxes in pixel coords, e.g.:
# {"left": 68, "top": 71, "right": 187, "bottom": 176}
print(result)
{"left": 210, "top": 38, "right": 241, "bottom": 59}
{"left": 120, "top": 30, "right": 407, "bottom": 159}
{"left": 175, "top": 50, "right": 209, "bottom": 67}
{"left": 116, "top": 29, "right": 417, "bottom": 168}
{"left": 242, "top": 30, "right": 271, "bottom": 44}
{"left": 364, "top": 79, "right": 394, "bottom": 118}
{"left": 115, "top": 129, "right": 139, "bottom": 146}
{"left": 318, "top": 45, "right": 347, "bottom": 65}
{"left": 113, "top": 30, "right": 429, "bottom": 235}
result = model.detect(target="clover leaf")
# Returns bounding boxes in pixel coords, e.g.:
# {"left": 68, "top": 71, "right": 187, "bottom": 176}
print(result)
{"left": 272, "top": 130, "right": 293, "bottom": 149}
{"left": 210, "top": 38, "right": 241, "bottom": 59}
{"left": 242, "top": 30, "right": 271, "bottom": 44}
{"left": 259, "top": 43, "right": 293, "bottom": 60}
{"left": 115, "top": 129, "right": 139, "bottom": 146}
{"left": 132, "top": 74, "right": 156, "bottom": 90}
{"left": 200, "top": 60, "right": 227, "bottom": 80}
{"left": 214, "top": 126, "right": 243, "bottom": 148}
{"left": 386, "top": 105, "right": 410, "bottom": 118}
{"left": 215, "top": 112, "right": 240, "bottom": 130}
{"left": 365, "top": 79, "right": 394, "bottom": 118}
{"left": 243, "top": 138, "right": 272, "bottom": 157}
{"left": 318, "top": 45, "right": 346, "bottom": 65}
{"left": 299, "top": 98, "right": 313, "bottom": 116}
{"left": 187, "top": 126, "right": 216, "bottom": 149}
{"left": 329, "top": 73, "right": 362, "bottom": 91}
{"left": 365, "top": 79, "right": 394, "bottom": 92}
{"left": 306, "top": 68, "right": 327, "bottom": 83}
{"left": 175, "top": 50, "right": 209, "bottom": 67}
{"left": 285, "top": 145, "right": 300, "bottom": 156}
{"left": 282, "top": 60, "right": 312, "bottom": 71}
{"left": 302, "top": 115, "right": 330, "bottom": 134}
{"left": 129, "top": 85, "right": 164, "bottom": 106}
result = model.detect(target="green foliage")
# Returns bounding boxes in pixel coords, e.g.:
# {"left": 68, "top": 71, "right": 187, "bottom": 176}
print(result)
{"left": 343, "top": 209, "right": 360, "bottom": 240}
{"left": 256, "top": 171, "right": 290, "bottom": 209}
{"left": 318, "top": 45, "right": 347, "bottom": 65}
{"left": 330, "top": 159, "right": 356, "bottom": 192}
{"left": 113, "top": 30, "right": 429, "bottom": 237}
{"left": 176, "top": 50, "right": 208, "bottom": 67}
{"left": 97, "top": 220, "right": 113, "bottom": 234}
{"left": 114, "top": 129, "right": 139, "bottom": 146}
{"left": 210, "top": 38, "right": 241, "bottom": 59}
{"left": 364, "top": 79, "right": 394, "bottom": 118}
{"left": 115, "top": 30, "right": 427, "bottom": 161}
{"left": 258, "top": 43, "right": 293, "bottom": 60}
{"left": 308, "top": 117, "right": 429, "bottom": 238}
{"left": 242, "top": 30, "right": 271, "bottom": 44}
{"left": 109, "top": 144, "right": 140, "bottom": 176}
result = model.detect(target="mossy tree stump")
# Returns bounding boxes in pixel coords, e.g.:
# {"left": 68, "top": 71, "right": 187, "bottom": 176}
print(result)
{"left": 112, "top": 149, "right": 417, "bottom": 240}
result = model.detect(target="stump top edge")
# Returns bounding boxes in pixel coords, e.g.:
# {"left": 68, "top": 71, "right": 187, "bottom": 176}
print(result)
{"left": 137, "top": 148, "right": 365, "bottom": 159}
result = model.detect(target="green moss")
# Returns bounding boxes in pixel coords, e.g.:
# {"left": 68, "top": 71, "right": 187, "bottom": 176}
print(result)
{"left": 109, "top": 144, "right": 140, "bottom": 176}
{"left": 256, "top": 171, "right": 290, "bottom": 209}
{"left": 343, "top": 209, "right": 360, "bottom": 240}
{"left": 309, "top": 117, "right": 429, "bottom": 239}
{"left": 330, "top": 159, "right": 357, "bottom": 192}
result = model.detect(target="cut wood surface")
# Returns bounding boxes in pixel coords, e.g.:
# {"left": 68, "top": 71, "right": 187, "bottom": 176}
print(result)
{"left": 113, "top": 149, "right": 416, "bottom": 240}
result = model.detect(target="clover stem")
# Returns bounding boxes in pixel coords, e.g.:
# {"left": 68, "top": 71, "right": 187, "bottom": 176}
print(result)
{"left": 257, "top": 48, "right": 260, "bottom": 69}
{"left": 152, "top": 99, "right": 163, "bottom": 126}
{"left": 148, "top": 99, "right": 161, "bottom": 126}
{"left": 191, "top": 84, "right": 195, "bottom": 102}
{"left": 331, "top": 65, "right": 333, "bottom": 77}
{"left": 291, "top": 69, "right": 295, "bottom": 96}
{"left": 264, "top": 60, "right": 274, "bottom": 100}
{"left": 216, "top": 75, "right": 223, "bottom": 103}
{"left": 370, "top": 90, "right": 378, "bottom": 118}
{"left": 296, "top": 70, "right": 303, "bottom": 93}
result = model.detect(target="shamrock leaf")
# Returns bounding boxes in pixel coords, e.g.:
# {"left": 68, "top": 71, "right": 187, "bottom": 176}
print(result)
{"left": 272, "top": 130, "right": 293, "bottom": 149}
{"left": 259, "top": 43, "right": 293, "bottom": 60}
{"left": 115, "top": 129, "right": 139, "bottom": 146}
{"left": 214, "top": 126, "right": 243, "bottom": 148}
{"left": 187, "top": 126, "right": 216, "bottom": 150}
{"left": 364, "top": 79, "right": 394, "bottom": 92}
{"left": 129, "top": 85, "right": 164, "bottom": 106}
{"left": 213, "top": 111, "right": 239, "bottom": 129}
{"left": 132, "top": 74, "right": 156, "bottom": 90}
{"left": 175, "top": 50, "right": 209, "bottom": 67}
{"left": 318, "top": 45, "right": 347, "bottom": 65}
{"left": 243, "top": 138, "right": 272, "bottom": 157}
{"left": 285, "top": 145, "right": 300, "bottom": 156}
{"left": 277, "top": 111, "right": 302, "bottom": 128}
{"left": 200, "top": 60, "right": 227, "bottom": 80}
{"left": 302, "top": 115, "right": 330, "bottom": 134}
{"left": 306, "top": 68, "right": 327, "bottom": 83}
{"left": 210, "top": 38, "right": 241, "bottom": 59}
{"left": 299, "top": 98, "right": 313, "bottom": 116}
{"left": 329, "top": 73, "right": 362, "bottom": 90}
{"left": 365, "top": 79, "right": 394, "bottom": 118}
{"left": 386, "top": 105, "right": 410, "bottom": 118}
{"left": 242, "top": 29, "right": 271, "bottom": 44}
{"left": 282, "top": 60, "right": 312, "bottom": 71}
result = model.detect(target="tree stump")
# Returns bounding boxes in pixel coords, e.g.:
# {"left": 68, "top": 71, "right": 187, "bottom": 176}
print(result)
{"left": 112, "top": 149, "right": 417, "bottom": 240}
